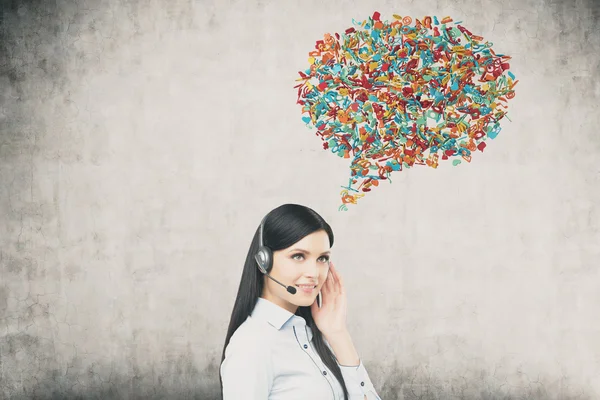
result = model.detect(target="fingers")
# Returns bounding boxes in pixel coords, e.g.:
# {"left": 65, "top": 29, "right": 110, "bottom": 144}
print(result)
{"left": 320, "top": 269, "right": 333, "bottom": 307}
{"left": 329, "top": 263, "right": 339, "bottom": 296}
{"left": 336, "top": 264, "right": 346, "bottom": 295}
{"left": 325, "top": 269, "right": 334, "bottom": 294}
{"left": 330, "top": 261, "right": 344, "bottom": 295}
{"left": 321, "top": 261, "right": 347, "bottom": 307}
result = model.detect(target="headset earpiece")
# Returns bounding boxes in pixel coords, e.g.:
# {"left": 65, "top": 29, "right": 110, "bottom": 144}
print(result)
{"left": 255, "top": 214, "right": 273, "bottom": 274}
{"left": 254, "top": 246, "right": 272, "bottom": 274}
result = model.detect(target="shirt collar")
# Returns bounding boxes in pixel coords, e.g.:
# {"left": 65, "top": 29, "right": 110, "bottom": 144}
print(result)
{"left": 251, "top": 297, "right": 308, "bottom": 330}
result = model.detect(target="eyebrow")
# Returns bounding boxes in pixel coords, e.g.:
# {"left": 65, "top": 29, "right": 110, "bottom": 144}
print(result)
{"left": 288, "top": 248, "right": 331, "bottom": 256}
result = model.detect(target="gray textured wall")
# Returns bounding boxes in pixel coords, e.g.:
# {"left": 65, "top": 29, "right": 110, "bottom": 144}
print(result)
{"left": 1, "top": 0, "right": 599, "bottom": 399}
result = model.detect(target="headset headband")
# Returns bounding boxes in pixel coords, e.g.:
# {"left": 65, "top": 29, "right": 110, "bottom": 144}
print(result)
{"left": 258, "top": 214, "right": 267, "bottom": 248}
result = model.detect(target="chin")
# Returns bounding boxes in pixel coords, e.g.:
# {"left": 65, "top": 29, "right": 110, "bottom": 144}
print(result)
{"left": 293, "top": 297, "right": 316, "bottom": 307}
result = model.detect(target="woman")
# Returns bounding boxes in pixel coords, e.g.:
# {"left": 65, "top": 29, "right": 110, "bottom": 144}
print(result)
{"left": 219, "top": 204, "right": 382, "bottom": 399}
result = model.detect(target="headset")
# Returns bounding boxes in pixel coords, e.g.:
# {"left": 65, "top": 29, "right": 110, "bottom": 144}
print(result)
{"left": 254, "top": 214, "right": 274, "bottom": 275}
{"left": 254, "top": 213, "right": 298, "bottom": 294}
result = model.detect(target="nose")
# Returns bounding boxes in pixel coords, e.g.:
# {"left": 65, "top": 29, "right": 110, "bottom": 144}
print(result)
{"left": 303, "top": 260, "right": 320, "bottom": 278}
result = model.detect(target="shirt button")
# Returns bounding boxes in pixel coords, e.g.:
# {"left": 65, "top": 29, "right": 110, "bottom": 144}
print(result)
{"left": 323, "top": 371, "right": 327, "bottom": 375}
{"left": 303, "top": 344, "right": 308, "bottom": 349}
{"left": 360, "top": 381, "right": 365, "bottom": 386}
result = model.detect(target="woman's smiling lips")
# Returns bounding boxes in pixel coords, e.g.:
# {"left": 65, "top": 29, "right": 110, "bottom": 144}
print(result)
{"left": 295, "top": 284, "right": 317, "bottom": 294}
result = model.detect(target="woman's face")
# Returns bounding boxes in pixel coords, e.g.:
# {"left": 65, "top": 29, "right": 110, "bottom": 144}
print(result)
{"left": 261, "top": 229, "right": 331, "bottom": 313}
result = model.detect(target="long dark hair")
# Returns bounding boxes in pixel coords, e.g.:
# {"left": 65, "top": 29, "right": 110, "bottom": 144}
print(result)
{"left": 219, "top": 203, "right": 349, "bottom": 400}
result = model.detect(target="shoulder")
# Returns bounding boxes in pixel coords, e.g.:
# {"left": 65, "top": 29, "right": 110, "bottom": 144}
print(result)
{"left": 220, "top": 316, "right": 277, "bottom": 395}
{"left": 224, "top": 316, "right": 276, "bottom": 357}
{"left": 221, "top": 316, "right": 277, "bottom": 379}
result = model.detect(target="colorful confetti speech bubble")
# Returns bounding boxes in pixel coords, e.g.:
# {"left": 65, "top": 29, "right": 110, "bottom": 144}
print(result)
{"left": 294, "top": 12, "right": 517, "bottom": 211}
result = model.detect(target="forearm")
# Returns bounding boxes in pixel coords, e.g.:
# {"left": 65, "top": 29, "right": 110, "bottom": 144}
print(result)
{"left": 323, "top": 329, "right": 360, "bottom": 366}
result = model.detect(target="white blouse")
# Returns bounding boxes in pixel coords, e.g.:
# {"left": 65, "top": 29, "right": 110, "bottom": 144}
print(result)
{"left": 220, "top": 297, "right": 382, "bottom": 399}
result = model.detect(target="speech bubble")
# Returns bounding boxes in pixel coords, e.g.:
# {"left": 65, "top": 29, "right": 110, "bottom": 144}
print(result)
{"left": 294, "top": 12, "right": 517, "bottom": 211}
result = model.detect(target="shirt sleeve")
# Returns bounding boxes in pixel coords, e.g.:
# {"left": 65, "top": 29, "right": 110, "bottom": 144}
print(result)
{"left": 323, "top": 337, "right": 382, "bottom": 400}
{"left": 220, "top": 332, "right": 273, "bottom": 399}
{"left": 337, "top": 359, "right": 382, "bottom": 400}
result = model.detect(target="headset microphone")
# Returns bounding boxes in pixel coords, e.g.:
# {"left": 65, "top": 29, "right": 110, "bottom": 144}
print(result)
{"left": 255, "top": 214, "right": 297, "bottom": 295}
{"left": 263, "top": 270, "right": 297, "bottom": 295}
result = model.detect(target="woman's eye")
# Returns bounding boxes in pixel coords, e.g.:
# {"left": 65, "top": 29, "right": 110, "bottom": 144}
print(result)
{"left": 291, "top": 254, "right": 329, "bottom": 262}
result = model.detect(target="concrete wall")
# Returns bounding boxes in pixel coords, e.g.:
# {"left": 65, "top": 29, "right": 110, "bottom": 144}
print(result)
{"left": 1, "top": 0, "right": 599, "bottom": 398}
